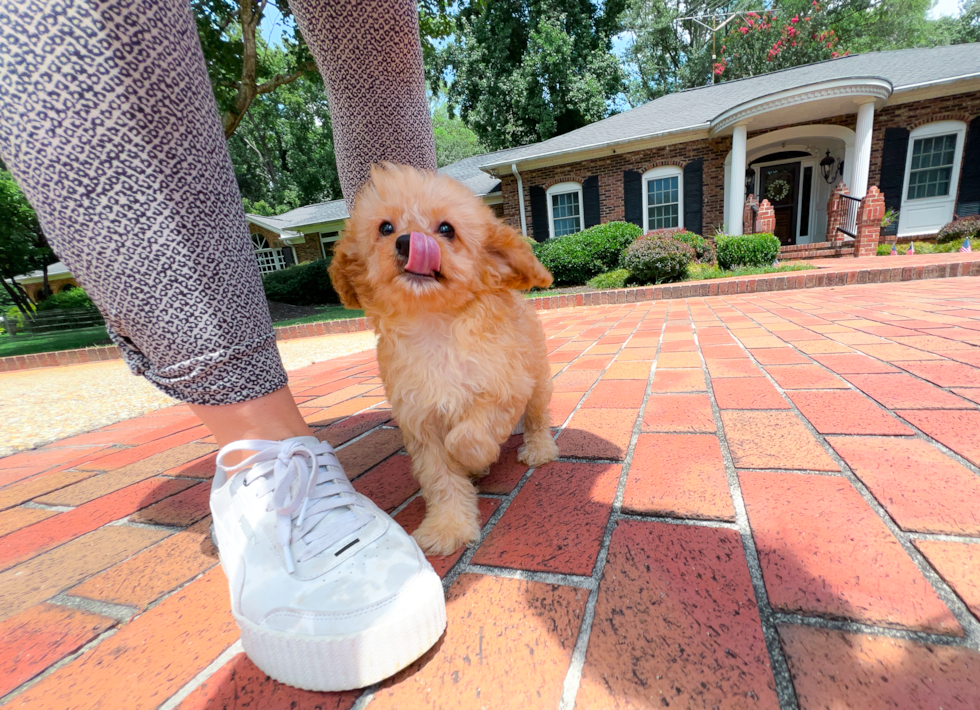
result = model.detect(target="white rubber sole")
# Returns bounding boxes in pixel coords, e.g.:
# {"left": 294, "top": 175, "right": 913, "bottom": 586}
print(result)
{"left": 236, "top": 568, "right": 447, "bottom": 692}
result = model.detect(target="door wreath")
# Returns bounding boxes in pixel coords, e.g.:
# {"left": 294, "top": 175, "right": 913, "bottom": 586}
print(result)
{"left": 766, "top": 179, "right": 790, "bottom": 202}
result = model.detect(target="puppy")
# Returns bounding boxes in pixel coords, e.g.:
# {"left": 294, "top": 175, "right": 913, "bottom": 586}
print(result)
{"left": 329, "top": 163, "right": 559, "bottom": 555}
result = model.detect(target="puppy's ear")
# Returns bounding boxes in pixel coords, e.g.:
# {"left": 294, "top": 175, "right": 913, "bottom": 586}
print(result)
{"left": 484, "top": 220, "right": 553, "bottom": 291}
{"left": 327, "top": 237, "right": 364, "bottom": 309}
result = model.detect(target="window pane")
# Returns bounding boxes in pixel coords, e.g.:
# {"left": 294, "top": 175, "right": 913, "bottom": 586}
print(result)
{"left": 551, "top": 191, "right": 581, "bottom": 236}
{"left": 255, "top": 248, "right": 285, "bottom": 274}
{"left": 647, "top": 176, "right": 679, "bottom": 230}
{"left": 907, "top": 134, "right": 956, "bottom": 200}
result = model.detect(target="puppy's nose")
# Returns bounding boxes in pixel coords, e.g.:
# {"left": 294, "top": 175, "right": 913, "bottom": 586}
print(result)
{"left": 395, "top": 234, "right": 411, "bottom": 261}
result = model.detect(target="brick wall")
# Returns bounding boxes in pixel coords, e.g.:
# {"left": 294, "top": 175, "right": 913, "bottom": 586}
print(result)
{"left": 500, "top": 91, "right": 980, "bottom": 239}
{"left": 248, "top": 223, "right": 325, "bottom": 264}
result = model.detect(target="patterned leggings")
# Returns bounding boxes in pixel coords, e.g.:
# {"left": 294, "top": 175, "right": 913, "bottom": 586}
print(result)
{"left": 0, "top": 0, "right": 435, "bottom": 405}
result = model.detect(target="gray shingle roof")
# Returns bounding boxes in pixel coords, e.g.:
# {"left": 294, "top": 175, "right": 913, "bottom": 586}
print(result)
{"left": 481, "top": 43, "right": 980, "bottom": 169}
{"left": 248, "top": 146, "right": 527, "bottom": 231}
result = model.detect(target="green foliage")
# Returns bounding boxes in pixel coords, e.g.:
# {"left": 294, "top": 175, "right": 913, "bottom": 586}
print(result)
{"left": 715, "top": 233, "right": 781, "bottom": 269}
{"left": 432, "top": 105, "right": 486, "bottom": 167}
{"left": 229, "top": 72, "right": 342, "bottom": 209}
{"left": 0, "top": 169, "right": 56, "bottom": 316}
{"left": 35, "top": 288, "right": 93, "bottom": 311}
{"left": 878, "top": 239, "right": 964, "bottom": 255}
{"left": 0, "top": 326, "right": 111, "bottom": 357}
{"left": 685, "top": 262, "right": 815, "bottom": 281}
{"left": 534, "top": 221, "right": 642, "bottom": 286}
{"left": 937, "top": 216, "right": 980, "bottom": 244}
{"left": 623, "top": 234, "right": 694, "bottom": 284}
{"left": 262, "top": 258, "right": 340, "bottom": 306}
{"left": 444, "top": 1, "right": 624, "bottom": 150}
{"left": 587, "top": 268, "right": 631, "bottom": 290}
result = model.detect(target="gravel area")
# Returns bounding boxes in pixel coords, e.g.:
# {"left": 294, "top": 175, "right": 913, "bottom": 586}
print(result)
{"left": 0, "top": 331, "right": 378, "bottom": 457}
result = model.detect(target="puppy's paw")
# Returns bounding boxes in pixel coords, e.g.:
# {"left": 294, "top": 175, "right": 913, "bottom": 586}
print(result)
{"left": 445, "top": 422, "right": 500, "bottom": 471}
{"left": 517, "top": 435, "right": 559, "bottom": 468}
{"left": 412, "top": 514, "right": 480, "bottom": 557}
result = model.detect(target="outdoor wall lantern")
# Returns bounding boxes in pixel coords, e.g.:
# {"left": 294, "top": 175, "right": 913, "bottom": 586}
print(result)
{"left": 820, "top": 150, "right": 844, "bottom": 184}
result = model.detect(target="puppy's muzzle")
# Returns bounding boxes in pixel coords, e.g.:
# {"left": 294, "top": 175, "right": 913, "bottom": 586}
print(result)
{"left": 397, "top": 232, "right": 441, "bottom": 277}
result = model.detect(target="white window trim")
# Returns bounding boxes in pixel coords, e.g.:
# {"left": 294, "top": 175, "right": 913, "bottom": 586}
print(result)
{"left": 320, "top": 231, "right": 340, "bottom": 259}
{"left": 546, "top": 182, "right": 584, "bottom": 240}
{"left": 642, "top": 166, "right": 684, "bottom": 232}
{"left": 251, "top": 232, "right": 287, "bottom": 274}
{"left": 899, "top": 120, "right": 967, "bottom": 237}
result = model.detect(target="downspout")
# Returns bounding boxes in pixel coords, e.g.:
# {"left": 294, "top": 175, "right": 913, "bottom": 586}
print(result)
{"left": 511, "top": 163, "right": 528, "bottom": 237}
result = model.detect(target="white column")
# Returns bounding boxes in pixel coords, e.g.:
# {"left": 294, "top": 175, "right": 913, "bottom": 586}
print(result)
{"left": 851, "top": 101, "right": 875, "bottom": 199}
{"left": 727, "top": 123, "right": 748, "bottom": 235}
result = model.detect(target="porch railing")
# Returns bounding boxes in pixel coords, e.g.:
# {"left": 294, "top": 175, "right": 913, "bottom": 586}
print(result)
{"left": 834, "top": 194, "right": 860, "bottom": 238}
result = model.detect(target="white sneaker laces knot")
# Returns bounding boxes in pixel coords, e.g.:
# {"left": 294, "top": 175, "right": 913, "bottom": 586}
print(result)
{"left": 217, "top": 439, "right": 371, "bottom": 575}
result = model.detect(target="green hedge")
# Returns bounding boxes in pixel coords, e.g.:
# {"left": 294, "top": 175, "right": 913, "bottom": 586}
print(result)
{"left": 263, "top": 259, "right": 340, "bottom": 306}
{"left": 622, "top": 235, "right": 694, "bottom": 284}
{"left": 715, "top": 233, "right": 780, "bottom": 269}
{"left": 587, "top": 268, "right": 630, "bottom": 290}
{"left": 35, "top": 288, "right": 93, "bottom": 311}
{"left": 534, "top": 222, "right": 642, "bottom": 286}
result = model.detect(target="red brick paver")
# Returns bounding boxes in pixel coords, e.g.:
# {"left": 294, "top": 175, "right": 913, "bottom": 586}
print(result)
{"left": 3, "top": 277, "right": 980, "bottom": 708}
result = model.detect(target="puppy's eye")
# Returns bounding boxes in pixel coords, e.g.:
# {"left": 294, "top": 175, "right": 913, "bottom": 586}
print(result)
{"left": 438, "top": 222, "right": 455, "bottom": 240}
{"left": 379, "top": 221, "right": 394, "bottom": 237}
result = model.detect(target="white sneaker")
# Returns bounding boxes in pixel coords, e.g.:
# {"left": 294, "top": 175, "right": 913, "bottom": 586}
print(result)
{"left": 210, "top": 436, "right": 446, "bottom": 691}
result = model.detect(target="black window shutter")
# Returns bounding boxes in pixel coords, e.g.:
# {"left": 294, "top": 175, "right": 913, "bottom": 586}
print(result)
{"left": 957, "top": 117, "right": 980, "bottom": 217}
{"left": 879, "top": 127, "right": 910, "bottom": 236}
{"left": 623, "top": 170, "right": 643, "bottom": 228}
{"left": 582, "top": 175, "right": 600, "bottom": 228}
{"left": 530, "top": 185, "right": 549, "bottom": 242}
{"left": 281, "top": 246, "right": 295, "bottom": 267}
{"left": 683, "top": 159, "right": 704, "bottom": 235}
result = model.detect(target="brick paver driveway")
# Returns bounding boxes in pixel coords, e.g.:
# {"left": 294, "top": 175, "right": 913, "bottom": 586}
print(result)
{"left": 2, "top": 277, "right": 980, "bottom": 709}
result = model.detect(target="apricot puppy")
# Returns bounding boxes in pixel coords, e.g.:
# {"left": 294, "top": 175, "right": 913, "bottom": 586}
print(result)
{"left": 329, "top": 163, "right": 559, "bottom": 555}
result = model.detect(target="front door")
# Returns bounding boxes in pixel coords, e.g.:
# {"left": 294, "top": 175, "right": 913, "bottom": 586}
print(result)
{"left": 760, "top": 162, "right": 800, "bottom": 246}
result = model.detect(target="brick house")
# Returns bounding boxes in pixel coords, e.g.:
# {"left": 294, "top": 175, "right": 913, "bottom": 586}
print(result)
{"left": 243, "top": 149, "right": 522, "bottom": 274}
{"left": 475, "top": 44, "right": 980, "bottom": 251}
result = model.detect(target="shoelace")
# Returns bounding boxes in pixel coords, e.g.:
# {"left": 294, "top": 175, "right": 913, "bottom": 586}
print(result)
{"left": 217, "top": 440, "right": 372, "bottom": 574}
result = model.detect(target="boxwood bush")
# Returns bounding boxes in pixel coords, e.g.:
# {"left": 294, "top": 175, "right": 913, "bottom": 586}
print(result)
{"left": 937, "top": 216, "right": 980, "bottom": 244}
{"left": 35, "top": 288, "right": 93, "bottom": 311}
{"left": 263, "top": 258, "right": 340, "bottom": 306}
{"left": 715, "top": 233, "right": 780, "bottom": 269}
{"left": 587, "top": 268, "right": 630, "bottom": 290}
{"left": 622, "top": 235, "right": 695, "bottom": 284}
{"left": 535, "top": 221, "right": 642, "bottom": 286}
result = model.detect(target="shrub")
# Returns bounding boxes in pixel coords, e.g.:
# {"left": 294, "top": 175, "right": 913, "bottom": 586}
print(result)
{"left": 622, "top": 235, "right": 694, "bottom": 285}
{"left": 937, "top": 216, "right": 980, "bottom": 244}
{"left": 535, "top": 221, "right": 642, "bottom": 286}
{"left": 715, "top": 233, "right": 780, "bottom": 269}
{"left": 264, "top": 258, "right": 340, "bottom": 306}
{"left": 35, "top": 288, "right": 94, "bottom": 311}
{"left": 587, "top": 268, "right": 630, "bottom": 290}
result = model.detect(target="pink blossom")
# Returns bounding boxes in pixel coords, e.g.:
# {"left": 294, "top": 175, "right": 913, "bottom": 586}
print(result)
{"left": 740, "top": 26, "right": 749, "bottom": 34}
{"left": 791, "top": 15, "right": 799, "bottom": 23}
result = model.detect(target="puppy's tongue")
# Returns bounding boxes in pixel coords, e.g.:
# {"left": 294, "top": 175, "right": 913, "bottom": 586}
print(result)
{"left": 405, "top": 231, "right": 441, "bottom": 276}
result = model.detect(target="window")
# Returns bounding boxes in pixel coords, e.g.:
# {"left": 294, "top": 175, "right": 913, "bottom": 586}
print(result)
{"left": 642, "top": 167, "right": 683, "bottom": 231}
{"left": 899, "top": 121, "right": 966, "bottom": 238}
{"left": 320, "top": 231, "right": 340, "bottom": 259}
{"left": 546, "top": 182, "right": 583, "bottom": 239}
{"left": 251, "top": 232, "right": 286, "bottom": 274}
{"left": 907, "top": 134, "right": 957, "bottom": 200}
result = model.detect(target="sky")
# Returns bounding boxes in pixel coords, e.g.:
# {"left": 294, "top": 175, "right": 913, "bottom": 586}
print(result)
{"left": 931, "top": 0, "right": 962, "bottom": 17}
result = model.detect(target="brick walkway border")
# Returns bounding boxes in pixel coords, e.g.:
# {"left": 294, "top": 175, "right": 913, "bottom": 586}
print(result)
{"left": 4, "top": 255, "right": 980, "bottom": 374}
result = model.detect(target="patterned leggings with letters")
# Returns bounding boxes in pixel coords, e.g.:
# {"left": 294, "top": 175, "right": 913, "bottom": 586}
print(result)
{"left": 0, "top": 0, "right": 435, "bottom": 404}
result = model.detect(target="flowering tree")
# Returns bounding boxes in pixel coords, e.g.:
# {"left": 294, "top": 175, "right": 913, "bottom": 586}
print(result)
{"left": 713, "top": 2, "right": 847, "bottom": 80}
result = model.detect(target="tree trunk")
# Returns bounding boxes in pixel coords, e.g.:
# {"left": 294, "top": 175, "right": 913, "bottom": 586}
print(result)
{"left": 221, "top": 0, "right": 314, "bottom": 139}
{"left": 0, "top": 274, "right": 35, "bottom": 322}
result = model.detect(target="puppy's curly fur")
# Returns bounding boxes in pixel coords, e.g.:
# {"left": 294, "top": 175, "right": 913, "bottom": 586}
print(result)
{"left": 329, "top": 164, "right": 559, "bottom": 555}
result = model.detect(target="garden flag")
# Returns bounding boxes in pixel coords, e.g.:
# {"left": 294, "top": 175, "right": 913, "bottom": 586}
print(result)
{"left": 962, "top": 237, "right": 973, "bottom": 253}
{"left": 907, "top": 242, "right": 915, "bottom": 255}
{"left": 890, "top": 243, "right": 897, "bottom": 255}
{"left": 773, "top": 259, "right": 779, "bottom": 267}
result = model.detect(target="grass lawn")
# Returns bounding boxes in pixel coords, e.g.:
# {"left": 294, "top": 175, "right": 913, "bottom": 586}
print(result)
{"left": 0, "top": 326, "right": 111, "bottom": 358}
{"left": 272, "top": 306, "right": 364, "bottom": 327}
